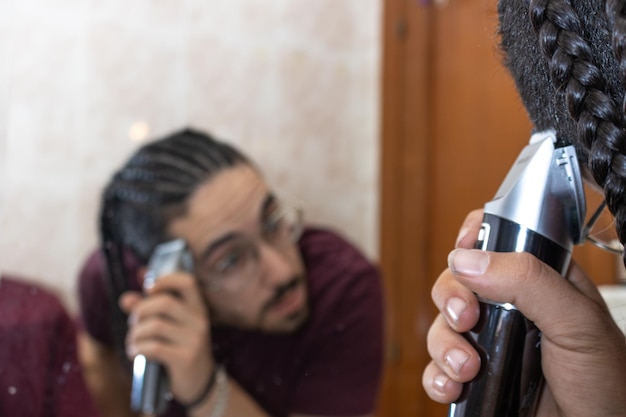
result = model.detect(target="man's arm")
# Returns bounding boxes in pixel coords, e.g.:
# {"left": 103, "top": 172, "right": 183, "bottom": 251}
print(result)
{"left": 79, "top": 325, "right": 294, "bottom": 417}
{"left": 79, "top": 325, "right": 367, "bottom": 417}
{"left": 77, "top": 331, "right": 135, "bottom": 417}
{"left": 185, "top": 371, "right": 370, "bottom": 417}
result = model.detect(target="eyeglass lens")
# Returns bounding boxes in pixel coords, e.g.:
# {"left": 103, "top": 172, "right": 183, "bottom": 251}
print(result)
{"left": 199, "top": 203, "right": 302, "bottom": 291}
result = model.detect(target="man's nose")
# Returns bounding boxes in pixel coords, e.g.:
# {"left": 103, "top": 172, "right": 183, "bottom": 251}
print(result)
{"left": 256, "top": 241, "right": 294, "bottom": 286}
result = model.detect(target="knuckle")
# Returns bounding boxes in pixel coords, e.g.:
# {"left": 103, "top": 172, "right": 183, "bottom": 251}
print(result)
{"left": 161, "top": 295, "right": 178, "bottom": 310}
{"left": 468, "top": 209, "right": 483, "bottom": 222}
{"left": 150, "top": 319, "right": 167, "bottom": 335}
{"left": 507, "top": 251, "right": 543, "bottom": 284}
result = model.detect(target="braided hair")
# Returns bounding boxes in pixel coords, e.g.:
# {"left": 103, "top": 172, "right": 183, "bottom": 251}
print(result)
{"left": 498, "top": 0, "right": 626, "bottom": 265}
{"left": 99, "top": 128, "right": 249, "bottom": 357}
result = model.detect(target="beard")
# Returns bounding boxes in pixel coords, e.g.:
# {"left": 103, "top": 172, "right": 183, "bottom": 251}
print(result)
{"left": 256, "top": 274, "right": 310, "bottom": 332}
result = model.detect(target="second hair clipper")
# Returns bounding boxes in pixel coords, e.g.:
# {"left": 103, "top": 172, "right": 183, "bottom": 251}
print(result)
{"left": 130, "top": 239, "right": 193, "bottom": 416}
{"left": 448, "top": 131, "right": 586, "bottom": 417}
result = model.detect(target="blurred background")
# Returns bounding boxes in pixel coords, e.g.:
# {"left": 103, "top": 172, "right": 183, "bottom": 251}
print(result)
{"left": 0, "top": 0, "right": 381, "bottom": 312}
{"left": 1, "top": 0, "right": 624, "bottom": 416}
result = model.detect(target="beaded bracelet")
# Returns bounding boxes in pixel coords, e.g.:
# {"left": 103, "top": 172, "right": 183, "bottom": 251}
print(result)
{"left": 208, "top": 366, "right": 229, "bottom": 417}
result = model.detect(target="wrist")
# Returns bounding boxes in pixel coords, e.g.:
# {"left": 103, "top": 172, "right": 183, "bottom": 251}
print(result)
{"left": 186, "top": 366, "right": 229, "bottom": 417}
{"left": 180, "top": 365, "right": 219, "bottom": 410}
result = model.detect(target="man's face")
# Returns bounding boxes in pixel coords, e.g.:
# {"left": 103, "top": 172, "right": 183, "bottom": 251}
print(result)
{"left": 168, "top": 164, "right": 309, "bottom": 333}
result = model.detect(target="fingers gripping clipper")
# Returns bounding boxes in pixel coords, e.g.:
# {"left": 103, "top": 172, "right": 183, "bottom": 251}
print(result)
{"left": 448, "top": 131, "right": 586, "bottom": 417}
{"left": 130, "top": 239, "right": 193, "bottom": 416}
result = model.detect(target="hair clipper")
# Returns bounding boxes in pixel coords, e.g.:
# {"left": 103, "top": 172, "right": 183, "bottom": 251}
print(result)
{"left": 448, "top": 131, "right": 586, "bottom": 417}
{"left": 130, "top": 239, "right": 193, "bottom": 416}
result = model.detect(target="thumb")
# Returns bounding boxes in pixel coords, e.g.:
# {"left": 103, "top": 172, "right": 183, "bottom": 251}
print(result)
{"left": 446, "top": 249, "right": 610, "bottom": 339}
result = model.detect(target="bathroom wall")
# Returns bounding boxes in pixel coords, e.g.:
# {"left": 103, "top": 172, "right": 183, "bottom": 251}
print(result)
{"left": 0, "top": 0, "right": 382, "bottom": 311}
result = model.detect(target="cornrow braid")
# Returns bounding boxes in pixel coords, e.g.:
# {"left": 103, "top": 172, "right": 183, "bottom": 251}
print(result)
{"left": 99, "top": 128, "right": 249, "bottom": 358}
{"left": 604, "top": 0, "right": 626, "bottom": 249}
{"left": 527, "top": 0, "right": 626, "bottom": 263}
{"left": 498, "top": 0, "right": 626, "bottom": 264}
{"left": 100, "top": 194, "right": 129, "bottom": 359}
{"left": 605, "top": 0, "right": 626, "bottom": 114}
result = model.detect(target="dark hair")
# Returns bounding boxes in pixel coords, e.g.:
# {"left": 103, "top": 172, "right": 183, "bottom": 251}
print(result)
{"left": 498, "top": 0, "right": 626, "bottom": 264}
{"left": 99, "top": 128, "right": 249, "bottom": 356}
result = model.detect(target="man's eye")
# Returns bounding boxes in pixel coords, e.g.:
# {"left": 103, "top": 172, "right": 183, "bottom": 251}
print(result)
{"left": 213, "top": 250, "right": 243, "bottom": 275}
{"left": 263, "top": 210, "right": 286, "bottom": 237}
{"left": 263, "top": 218, "right": 280, "bottom": 236}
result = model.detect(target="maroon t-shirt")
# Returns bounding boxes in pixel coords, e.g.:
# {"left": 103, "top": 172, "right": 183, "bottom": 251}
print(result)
{"left": 78, "top": 227, "right": 384, "bottom": 417}
{"left": 0, "top": 276, "right": 99, "bottom": 417}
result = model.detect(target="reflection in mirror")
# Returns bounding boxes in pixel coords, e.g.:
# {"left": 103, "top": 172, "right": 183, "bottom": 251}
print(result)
{"left": 0, "top": 1, "right": 383, "bottom": 416}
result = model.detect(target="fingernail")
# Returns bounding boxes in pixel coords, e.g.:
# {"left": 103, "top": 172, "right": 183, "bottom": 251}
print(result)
{"left": 433, "top": 374, "right": 449, "bottom": 395}
{"left": 445, "top": 297, "right": 466, "bottom": 327}
{"left": 448, "top": 249, "right": 489, "bottom": 276}
{"left": 455, "top": 227, "right": 470, "bottom": 247}
{"left": 445, "top": 349, "right": 469, "bottom": 376}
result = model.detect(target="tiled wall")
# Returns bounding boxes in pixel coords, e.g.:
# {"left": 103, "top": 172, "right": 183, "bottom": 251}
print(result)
{"left": 0, "top": 0, "right": 382, "bottom": 311}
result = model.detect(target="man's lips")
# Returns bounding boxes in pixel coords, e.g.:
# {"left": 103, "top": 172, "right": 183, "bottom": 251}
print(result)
{"left": 268, "top": 284, "right": 305, "bottom": 316}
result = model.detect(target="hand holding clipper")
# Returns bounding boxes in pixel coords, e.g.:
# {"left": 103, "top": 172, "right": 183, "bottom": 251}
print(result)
{"left": 130, "top": 239, "right": 193, "bottom": 416}
{"left": 448, "top": 131, "right": 586, "bottom": 417}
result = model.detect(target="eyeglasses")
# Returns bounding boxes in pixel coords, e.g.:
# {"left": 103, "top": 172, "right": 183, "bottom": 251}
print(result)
{"left": 196, "top": 202, "right": 304, "bottom": 292}
{"left": 582, "top": 181, "right": 624, "bottom": 255}
{"left": 582, "top": 200, "right": 624, "bottom": 255}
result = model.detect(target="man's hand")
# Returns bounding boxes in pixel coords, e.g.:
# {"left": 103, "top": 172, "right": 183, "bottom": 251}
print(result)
{"left": 423, "top": 209, "right": 626, "bottom": 417}
{"left": 120, "top": 271, "right": 214, "bottom": 405}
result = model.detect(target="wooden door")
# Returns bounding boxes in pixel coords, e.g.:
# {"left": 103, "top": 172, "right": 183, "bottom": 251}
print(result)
{"left": 376, "top": 0, "right": 619, "bottom": 416}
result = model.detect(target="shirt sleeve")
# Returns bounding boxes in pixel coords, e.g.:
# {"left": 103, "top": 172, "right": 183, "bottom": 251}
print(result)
{"left": 49, "top": 300, "right": 101, "bottom": 417}
{"left": 77, "top": 250, "right": 115, "bottom": 346}
{"left": 0, "top": 278, "right": 100, "bottom": 417}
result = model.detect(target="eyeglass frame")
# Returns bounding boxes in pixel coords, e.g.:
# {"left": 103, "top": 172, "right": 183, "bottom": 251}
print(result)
{"left": 581, "top": 199, "right": 624, "bottom": 255}
{"left": 192, "top": 201, "right": 304, "bottom": 292}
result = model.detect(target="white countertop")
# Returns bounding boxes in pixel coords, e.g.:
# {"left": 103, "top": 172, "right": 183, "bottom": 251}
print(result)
{"left": 599, "top": 285, "right": 626, "bottom": 335}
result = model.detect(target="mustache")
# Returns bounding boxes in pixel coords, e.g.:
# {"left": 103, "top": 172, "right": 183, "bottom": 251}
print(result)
{"left": 262, "top": 275, "right": 305, "bottom": 313}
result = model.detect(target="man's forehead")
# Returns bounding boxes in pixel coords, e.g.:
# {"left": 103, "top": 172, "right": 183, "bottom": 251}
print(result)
{"left": 193, "top": 164, "right": 269, "bottom": 201}
{"left": 168, "top": 165, "right": 274, "bottom": 247}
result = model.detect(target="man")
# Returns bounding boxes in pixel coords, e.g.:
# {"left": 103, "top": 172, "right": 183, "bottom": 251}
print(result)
{"left": 77, "top": 128, "right": 384, "bottom": 417}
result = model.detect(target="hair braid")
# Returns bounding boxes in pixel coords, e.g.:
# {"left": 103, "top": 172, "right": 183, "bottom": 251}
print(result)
{"left": 100, "top": 193, "right": 132, "bottom": 359}
{"left": 528, "top": 0, "right": 626, "bottom": 262}
{"left": 606, "top": 0, "right": 626, "bottom": 113}
{"left": 99, "top": 128, "right": 249, "bottom": 358}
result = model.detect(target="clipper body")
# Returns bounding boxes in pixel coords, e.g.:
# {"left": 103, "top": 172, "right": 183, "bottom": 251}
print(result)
{"left": 130, "top": 239, "right": 193, "bottom": 416}
{"left": 448, "top": 132, "right": 585, "bottom": 417}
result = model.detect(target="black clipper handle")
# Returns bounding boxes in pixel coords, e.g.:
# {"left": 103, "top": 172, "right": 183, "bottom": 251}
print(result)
{"left": 448, "top": 214, "right": 570, "bottom": 417}
{"left": 448, "top": 132, "right": 585, "bottom": 417}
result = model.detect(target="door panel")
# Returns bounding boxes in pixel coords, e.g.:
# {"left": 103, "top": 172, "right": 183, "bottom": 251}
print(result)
{"left": 378, "top": 0, "right": 618, "bottom": 416}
